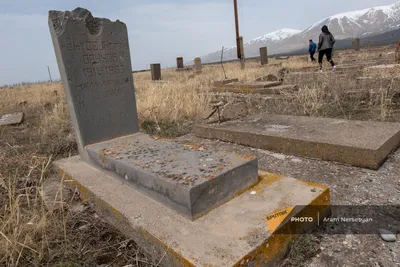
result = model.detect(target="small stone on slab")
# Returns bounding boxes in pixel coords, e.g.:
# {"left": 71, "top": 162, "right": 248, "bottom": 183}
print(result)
{"left": 378, "top": 229, "right": 397, "bottom": 242}
{"left": 0, "top": 112, "right": 24, "bottom": 126}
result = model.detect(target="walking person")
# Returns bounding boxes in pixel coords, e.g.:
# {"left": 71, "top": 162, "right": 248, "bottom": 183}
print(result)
{"left": 309, "top": 39, "right": 317, "bottom": 62}
{"left": 318, "top": 25, "right": 336, "bottom": 72}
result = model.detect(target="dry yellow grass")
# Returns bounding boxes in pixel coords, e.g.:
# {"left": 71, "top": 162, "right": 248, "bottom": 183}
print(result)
{"left": 133, "top": 60, "right": 278, "bottom": 122}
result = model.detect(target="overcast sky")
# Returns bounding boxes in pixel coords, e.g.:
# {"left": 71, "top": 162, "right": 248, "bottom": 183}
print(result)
{"left": 0, "top": 0, "right": 397, "bottom": 85}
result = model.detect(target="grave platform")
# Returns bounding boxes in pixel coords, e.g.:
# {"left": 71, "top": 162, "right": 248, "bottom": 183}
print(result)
{"left": 211, "top": 81, "right": 293, "bottom": 95}
{"left": 284, "top": 72, "right": 347, "bottom": 84}
{"left": 210, "top": 84, "right": 297, "bottom": 95}
{"left": 54, "top": 157, "right": 330, "bottom": 267}
{"left": 223, "top": 81, "right": 283, "bottom": 89}
{"left": 85, "top": 133, "right": 258, "bottom": 220}
{"left": 213, "top": 78, "right": 239, "bottom": 86}
{"left": 295, "top": 64, "right": 365, "bottom": 73}
{"left": 195, "top": 114, "right": 400, "bottom": 169}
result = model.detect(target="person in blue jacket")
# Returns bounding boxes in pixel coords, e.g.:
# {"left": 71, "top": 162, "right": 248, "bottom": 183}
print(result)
{"left": 309, "top": 39, "right": 317, "bottom": 62}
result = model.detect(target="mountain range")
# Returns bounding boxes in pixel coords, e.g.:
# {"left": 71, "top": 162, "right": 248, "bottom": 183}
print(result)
{"left": 200, "top": 1, "right": 400, "bottom": 63}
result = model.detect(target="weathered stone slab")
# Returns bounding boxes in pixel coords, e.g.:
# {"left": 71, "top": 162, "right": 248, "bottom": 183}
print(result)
{"left": 85, "top": 133, "right": 258, "bottom": 220}
{"left": 260, "top": 47, "right": 268, "bottom": 65}
{"left": 296, "top": 63, "right": 369, "bottom": 73}
{"left": 54, "top": 157, "right": 330, "bottom": 267}
{"left": 211, "top": 84, "right": 297, "bottom": 95}
{"left": 0, "top": 112, "right": 24, "bottom": 126}
{"left": 195, "top": 114, "right": 400, "bottom": 169}
{"left": 285, "top": 72, "right": 346, "bottom": 84}
{"left": 150, "top": 63, "right": 161, "bottom": 81}
{"left": 366, "top": 64, "right": 400, "bottom": 70}
{"left": 356, "top": 77, "right": 400, "bottom": 89}
{"left": 224, "top": 81, "right": 283, "bottom": 89}
{"left": 212, "top": 78, "right": 239, "bottom": 86}
{"left": 48, "top": 8, "right": 139, "bottom": 159}
{"left": 335, "top": 65, "right": 364, "bottom": 71}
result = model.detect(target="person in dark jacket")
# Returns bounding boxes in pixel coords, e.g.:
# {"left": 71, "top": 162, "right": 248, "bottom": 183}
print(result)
{"left": 309, "top": 39, "right": 317, "bottom": 62}
{"left": 318, "top": 25, "right": 336, "bottom": 72}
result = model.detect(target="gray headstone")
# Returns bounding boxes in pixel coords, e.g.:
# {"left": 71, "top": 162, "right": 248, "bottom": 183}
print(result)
{"left": 259, "top": 47, "right": 268, "bottom": 65}
{"left": 194, "top": 57, "right": 202, "bottom": 73}
{"left": 150, "top": 63, "right": 161, "bottom": 81}
{"left": 48, "top": 8, "right": 139, "bottom": 159}
{"left": 176, "top": 57, "right": 184, "bottom": 69}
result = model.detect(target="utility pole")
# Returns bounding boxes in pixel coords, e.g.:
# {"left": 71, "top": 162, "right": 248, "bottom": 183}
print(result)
{"left": 233, "top": 0, "right": 245, "bottom": 69}
{"left": 47, "top": 66, "right": 53, "bottom": 82}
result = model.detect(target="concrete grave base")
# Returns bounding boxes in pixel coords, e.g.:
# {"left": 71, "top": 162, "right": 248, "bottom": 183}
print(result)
{"left": 195, "top": 114, "right": 400, "bottom": 169}
{"left": 54, "top": 156, "right": 330, "bottom": 267}
{"left": 0, "top": 112, "right": 24, "bottom": 126}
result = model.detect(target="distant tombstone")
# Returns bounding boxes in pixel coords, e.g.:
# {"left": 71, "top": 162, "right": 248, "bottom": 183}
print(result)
{"left": 353, "top": 38, "right": 360, "bottom": 51}
{"left": 176, "top": 57, "right": 184, "bottom": 69}
{"left": 150, "top": 63, "right": 161, "bottom": 81}
{"left": 259, "top": 47, "right": 268, "bottom": 65}
{"left": 48, "top": 7, "right": 139, "bottom": 159}
{"left": 194, "top": 57, "right": 202, "bottom": 73}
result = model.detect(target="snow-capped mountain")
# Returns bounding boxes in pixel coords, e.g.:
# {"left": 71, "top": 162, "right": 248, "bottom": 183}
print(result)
{"left": 201, "top": 28, "right": 301, "bottom": 63}
{"left": 201, "top": 1, "right": 400, "bottom": 63}
{"left": 249, "top": 28, "right": 302, "bottom": 44}
{"left": 302, "top": 1, "right": 400, "bottom": 39}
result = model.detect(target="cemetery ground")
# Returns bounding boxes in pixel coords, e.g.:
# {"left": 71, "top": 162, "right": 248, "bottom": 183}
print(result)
{"left": 0, "top": 45, "right": 400, "bottom": 266}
